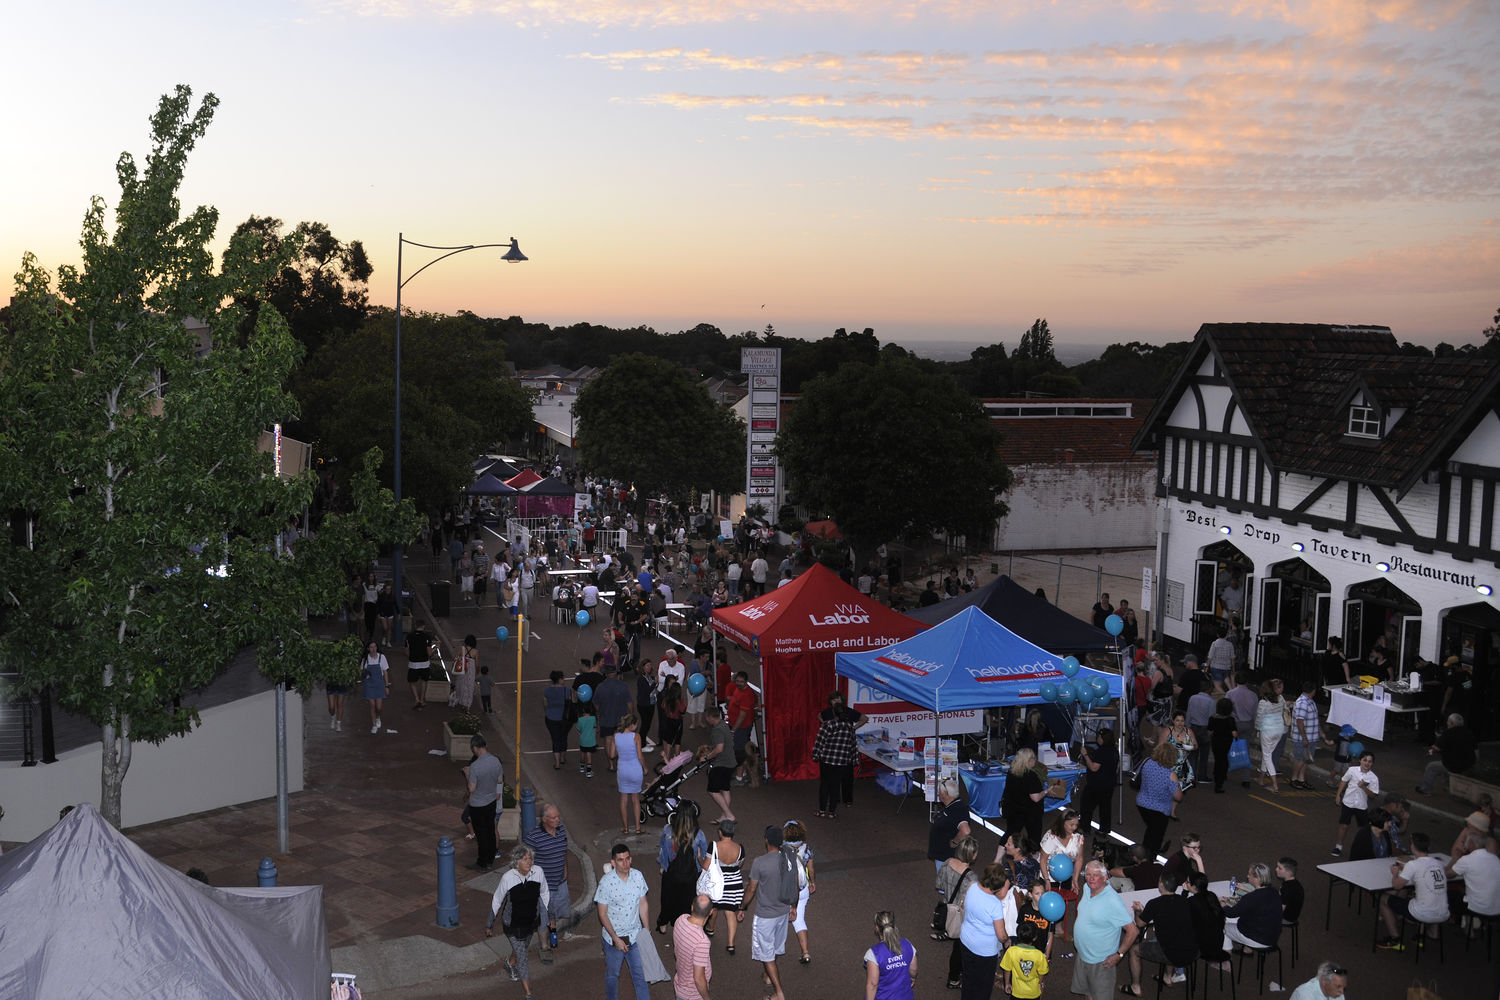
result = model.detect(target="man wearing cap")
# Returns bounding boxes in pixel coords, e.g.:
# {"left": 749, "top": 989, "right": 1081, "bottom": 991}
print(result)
{"left": 743, "top": 825, "right": 794, "bottom": 1000}
{"left": 466, "top": 735, "right": 503, "bottom": 871}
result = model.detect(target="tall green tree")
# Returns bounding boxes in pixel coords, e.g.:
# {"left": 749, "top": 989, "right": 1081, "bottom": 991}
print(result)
{"left": 573, "top": 353, "right": 744, "bottom": 504}
{"left": 226, "top": 216, "right": 372, "bottom": 360}
{"left": 1014, "top": 318, "right": 1056, "bottom": 363}
{"left": 776, "top": 356, "right": 1012, "bottom": 563}
{"left": 293, "top": 308, "right": 536, "bottom": 515}
{"left": 0, "top": 86, "right": 419, "bottom": 827}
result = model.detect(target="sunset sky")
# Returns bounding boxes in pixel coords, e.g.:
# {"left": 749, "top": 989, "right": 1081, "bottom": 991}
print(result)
{"left": 4, "top": 1, "right": 1497, "bottom": 351}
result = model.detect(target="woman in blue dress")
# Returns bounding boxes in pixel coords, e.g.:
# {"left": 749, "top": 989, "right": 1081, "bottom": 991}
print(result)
{"left": 615, "top": 712, "right": 645, "bottom": 834}
{"left": 360, "top": 640, "right": 389, "bottom": 734}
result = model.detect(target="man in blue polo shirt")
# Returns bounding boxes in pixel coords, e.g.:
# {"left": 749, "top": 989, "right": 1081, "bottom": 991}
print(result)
{"left": 1073, "top": 859, "right": 1137, "bottom": 999}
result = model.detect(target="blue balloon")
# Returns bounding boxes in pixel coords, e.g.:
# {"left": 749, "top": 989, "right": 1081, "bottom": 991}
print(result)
{"left": 1091, "top": 676, "right": 1110, "bottom": 696}
{"left": 1049, "top": 854, "right": 1074, "bottom": 881}
{"left": 1105, "top": 614, "right": 1125, "bottom": 636}
{"left": 1056, "top": 681, "right": 1076, "bottom": 704}
{"left": 1061, "top": 657, "right": 1080, "bottom": 678}
{"left": 575, "top": 610, "right": 590, "bottom": 627}
{"left": 577, "top": 684, "right": 593, "bottom": 702}
{"left": 495, "top": 626, "right": 509, "bottom": 642}
{"left": 1347, "top": 741, "right": 1364, "bottom": 758}
{"left": 1340, "top": 724, "right": 1356, "bottom": 739}
{"left": 1039, "top": 682, "right": 1059, "bottom": 702}
{"left": 1039, "top": 891, "right": 1066, "bottom": 922}
{"left": 687, "top": 673, "right": 707, "bottom": 695}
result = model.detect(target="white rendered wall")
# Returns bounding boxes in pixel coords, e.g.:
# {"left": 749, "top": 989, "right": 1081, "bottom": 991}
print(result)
{"left": 0, "top": 689, "right": 303, "bottom": 843}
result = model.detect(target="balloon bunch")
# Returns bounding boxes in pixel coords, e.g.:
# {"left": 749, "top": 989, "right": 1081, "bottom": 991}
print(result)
{"left": 1037, "top": 656, "right": 1114, "bottom": 713}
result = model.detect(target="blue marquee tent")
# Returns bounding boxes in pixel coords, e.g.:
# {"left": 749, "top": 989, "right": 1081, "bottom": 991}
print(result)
{"left": 834, "top": 605, "right": 1123, "bottom": 712}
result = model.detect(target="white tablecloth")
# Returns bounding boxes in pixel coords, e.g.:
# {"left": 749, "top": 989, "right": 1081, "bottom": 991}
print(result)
{"left": 1326, "top": 689, "right": 1388, "bottom": 741}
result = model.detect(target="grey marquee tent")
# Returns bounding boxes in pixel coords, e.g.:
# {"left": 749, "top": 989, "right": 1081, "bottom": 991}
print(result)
{"left": 0, "top": 804, "right": 330, "bottom": 999}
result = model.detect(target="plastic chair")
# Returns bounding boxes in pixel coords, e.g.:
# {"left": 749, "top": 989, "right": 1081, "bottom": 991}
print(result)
{"left": 1281, "top": 918, "right": 1299, "bottom": 967}
{"left": 1200, "top": 951, "right": 1236, "bottom": 998}
{"left": 1462, "top": 909, "right": 1500, "bottom": 961}
{"left": 1234, "top": 942, "right": 1282, "bottom": 996}
{"left": 1399, "top": 914, "right": 1445, "bottom": 964}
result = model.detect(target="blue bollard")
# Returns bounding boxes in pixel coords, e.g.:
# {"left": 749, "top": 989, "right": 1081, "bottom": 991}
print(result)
{"left": 257, "top": 856, "right": 278, "bottom": 887}
{"left": 519, "top": 786, "right": 536, "bottom": 837}
{"left": 436, "top": 836, "right": 459, "bottom": 928}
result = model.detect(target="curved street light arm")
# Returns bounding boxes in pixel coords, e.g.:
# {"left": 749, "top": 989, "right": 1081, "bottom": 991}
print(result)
{"left": 399, "top": 238, "right": 525, "bottom": 291}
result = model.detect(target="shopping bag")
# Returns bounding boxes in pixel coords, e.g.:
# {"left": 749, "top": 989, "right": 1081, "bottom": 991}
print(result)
{"left": 1406, "top": 979, "right": 1441, "bottom": 1000}
{"left": 636, "top": 930, "right": 672, "bottom": 984}
{"left": 1227, "top": 738, "right": 1251, "bottom": 772}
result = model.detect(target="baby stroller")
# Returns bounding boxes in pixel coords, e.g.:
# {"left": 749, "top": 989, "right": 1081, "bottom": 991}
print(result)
{"left": 641, "top": 751, "right": 707, "bottom": 818}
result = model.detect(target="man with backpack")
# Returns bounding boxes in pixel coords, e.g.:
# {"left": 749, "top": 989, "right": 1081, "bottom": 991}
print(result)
{"left": 743, "top": 825, "right": 800, "bottom": 1000}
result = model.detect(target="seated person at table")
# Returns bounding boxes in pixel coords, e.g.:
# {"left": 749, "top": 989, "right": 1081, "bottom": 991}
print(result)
{"left": 1446, "top": 832, "right": 1500, "bottom": 926}
{"left": 1276, "top": 857, "right": 1304, "bottom": 923}
{"left": 1109, "top": 844, "right": 1162, "bottom": 893}
{"left": 1378, "top": 832, "right": 1449, "bottom": 949}
{"left": 1161, "top": 833, "right": 1207, "bottom": 883}
{"left": 1122, "top": 872, "right": 1198, "bottom": 998}
{"left": 1221, "top": 862, "right": 1282, "bottom": 951}
{"left": 1186, "top": 872, "right": 1230, "bottom": 971}
{"left": 1349, "top": 808, "right": 1394, "bottom": 861}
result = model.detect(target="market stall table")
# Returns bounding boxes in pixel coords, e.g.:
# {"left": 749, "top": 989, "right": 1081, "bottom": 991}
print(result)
{"left": 955, "top": 761, "right": 1085, "bottom": 819}
{"left": 1324, "top": 686, "right": 1426, "bottom": 741}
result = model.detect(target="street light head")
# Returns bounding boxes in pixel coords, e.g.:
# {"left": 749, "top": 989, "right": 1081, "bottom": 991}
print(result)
{"left": 502, "top": 238, "right": 528, "bottom": 263}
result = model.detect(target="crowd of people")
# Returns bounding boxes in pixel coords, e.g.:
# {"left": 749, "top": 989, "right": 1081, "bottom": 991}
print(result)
{"left": 338, "top": 493, "right": 1499, "bottom": 1000}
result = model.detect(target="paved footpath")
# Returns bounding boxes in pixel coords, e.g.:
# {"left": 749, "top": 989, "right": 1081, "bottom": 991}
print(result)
{"left": 113, "top": 538, "right": 1498, "bottom": 999}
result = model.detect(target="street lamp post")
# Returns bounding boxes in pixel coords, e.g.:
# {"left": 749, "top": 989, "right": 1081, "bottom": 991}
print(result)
{"left": 392, "top": 235, "right": 526, "bottom": 635}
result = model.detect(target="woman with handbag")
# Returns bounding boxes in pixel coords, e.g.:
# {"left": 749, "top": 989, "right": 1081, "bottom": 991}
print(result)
{"left": 1206, "top": 697, "right": 1239, "bottom": 793}
{"left": 936, "top": 837, "right": 980, "bottom": 989}
{"left": 656, "top": 806, "right": 706, "bottom": 935}
{"left": 1255, "top": 680, "right": 1287, "bottom": 793}
{"left": 1135, "top": 740, "right": 1183, "bottom": 858}
{"left": 783, "top": 820, "right": 816, "bottom": 964}
{"left": 451, "top": 634, "right": 478, "bottom": 710}
{"left": 703, "top": 819, "right": 744, "bottom": 954}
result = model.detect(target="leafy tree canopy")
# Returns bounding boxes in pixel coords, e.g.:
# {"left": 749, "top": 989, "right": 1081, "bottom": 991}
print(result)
{"left": 293, "top": 308, "right": 536, "bottom": 516}
{"left": 573, "top": 353, "right": 745, "bottom": 503}
{"left": 1014, "top": 318, "right": 1057, "bottom": 364}
{"left": 776, "top": 355, "right": 1012, "bottom": 559}
{"left": 226, "top": 215, "right": 371, "bottom": 360}
{"left": 0, "top": 86, "right": 418, "bottom": 826}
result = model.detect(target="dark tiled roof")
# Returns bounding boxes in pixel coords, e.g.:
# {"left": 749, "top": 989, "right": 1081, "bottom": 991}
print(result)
{"left": 1200, "top": 324, "right": 1500, "bottom": 489}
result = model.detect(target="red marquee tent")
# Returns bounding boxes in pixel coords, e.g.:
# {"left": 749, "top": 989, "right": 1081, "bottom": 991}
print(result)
{"left": 711, "top": 563, "right": 925, "bottom": 781}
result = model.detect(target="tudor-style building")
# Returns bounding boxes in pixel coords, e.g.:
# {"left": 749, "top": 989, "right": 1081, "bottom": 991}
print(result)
{"left": 1133, "top": 323, "right": 1500, "bottom": 728}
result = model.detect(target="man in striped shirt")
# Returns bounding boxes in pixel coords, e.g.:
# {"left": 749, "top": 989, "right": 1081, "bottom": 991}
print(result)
{"left": 524, "top": 803, "right": 573, "bottom": 962}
